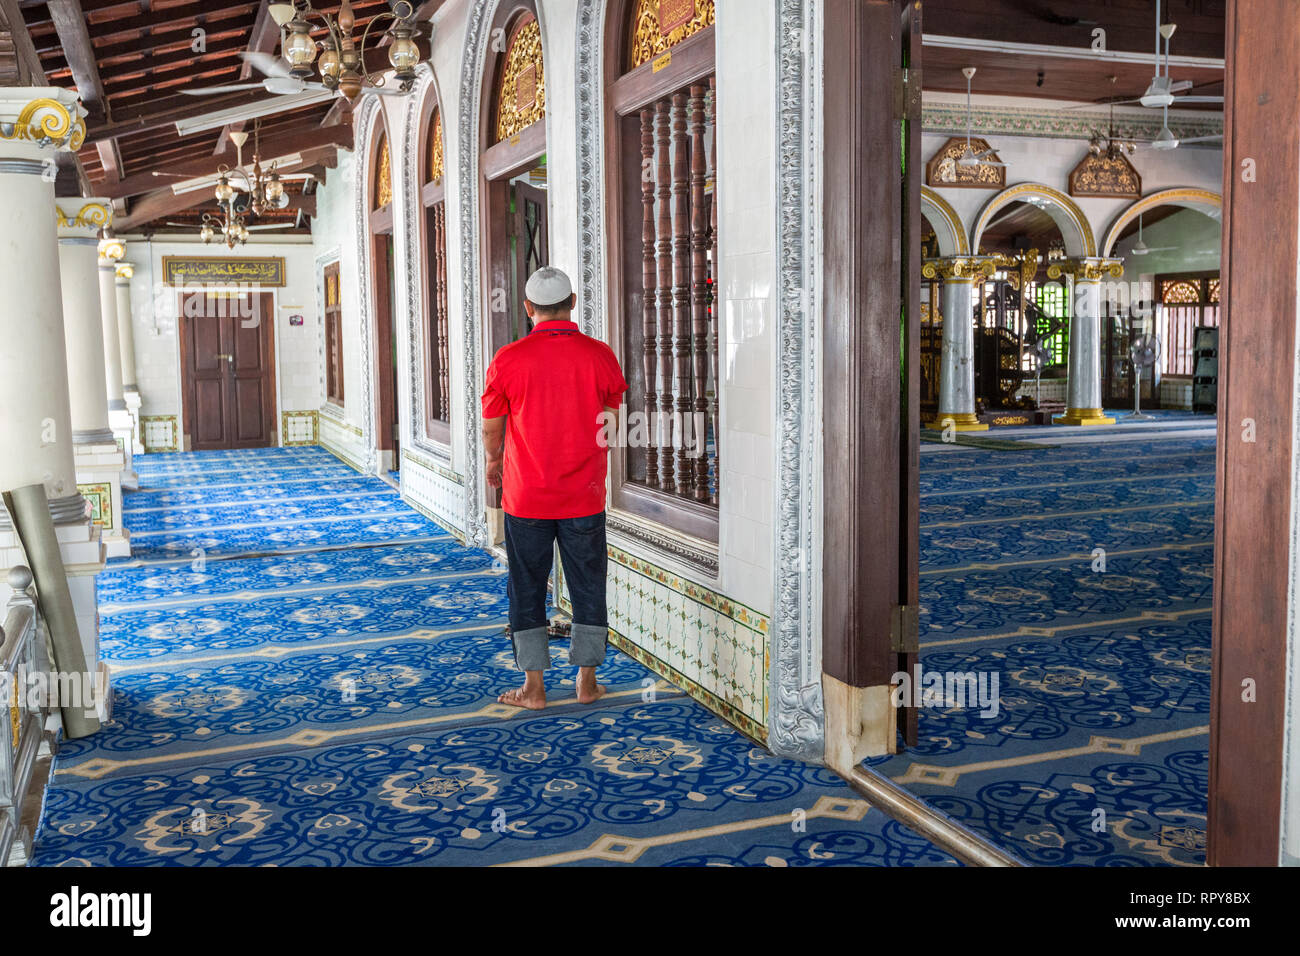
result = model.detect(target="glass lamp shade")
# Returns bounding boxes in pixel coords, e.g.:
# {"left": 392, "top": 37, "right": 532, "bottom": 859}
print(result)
{"left": 284, "top": 25, "right": 317, "bottom": 70}
{"left": 319, "top": 47, "right": 343, "bottom": 82}
{"left": 200, "top": 225, "right": 215, "bottom": 243}
{"left": 239, "top": 225, "right": 251, "bottom": 242}
{"left": 388, "top": 34, "right": 419, "bottom": 72}
{"left": 266, "top": 175, "right": 285, "bottom": 201}
{"left": 215, "top": 177, "right": 235, "bottom": 202}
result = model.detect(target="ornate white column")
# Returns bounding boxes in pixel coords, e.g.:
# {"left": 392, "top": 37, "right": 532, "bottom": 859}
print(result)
{"left": 0, "top": 88, "right": 108, "bottom": 686}
{"left": 923, "top": 257, "right": 997, "bottom": 432}
{"left": 56, "top": 197, "right": 130, "bottom": 558}
{"left": 113, "top": 260, "right": 144, "bottom": 454}
{"left": 1050, "top": 258, "right": 1124, "bottom": 426}
{"left": 97, "top": 237, "right": 138, "bottom": 488}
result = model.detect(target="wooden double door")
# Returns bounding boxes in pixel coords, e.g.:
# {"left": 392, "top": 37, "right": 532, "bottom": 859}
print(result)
{"left": 180, "top": 292, "right": 277, "bottom": 450}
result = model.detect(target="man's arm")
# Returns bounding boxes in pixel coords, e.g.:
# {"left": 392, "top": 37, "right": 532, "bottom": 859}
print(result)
{"left": 483, "top": 416, "right": 507, "bottom": 488}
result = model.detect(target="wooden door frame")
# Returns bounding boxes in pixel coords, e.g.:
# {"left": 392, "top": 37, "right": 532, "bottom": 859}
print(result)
{"left": 1208, "top": 0, "right": 1299, "bottom": 866}
{"left": 820, "top": 0, "right": 917, "bottom": 765}
{"left": 177, "top": 290, "right": 277, "bottom": 451}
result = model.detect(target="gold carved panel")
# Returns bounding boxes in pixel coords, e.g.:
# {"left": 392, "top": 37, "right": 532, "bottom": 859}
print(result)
{"left": 1068, "top": 151, "right": 1141, "bottom": 199}
{"left": 495, "top": 15, "right": 546, "bottom": 144}
{"left": 429, "top": 109, "right": 444, "bottom": 184}
{"left": 925, "top": 137, "right": 1006, "bottom": 190}
{"left": 375, "top": 133, "right": 393, "bottom": 209}
{"left": 627, "top": 0, "right": 715, "bottom": 71}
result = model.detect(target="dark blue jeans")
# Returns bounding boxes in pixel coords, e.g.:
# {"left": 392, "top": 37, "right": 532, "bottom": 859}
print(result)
{"left": 504, "top": 512, "right": 609, "bottom": 672}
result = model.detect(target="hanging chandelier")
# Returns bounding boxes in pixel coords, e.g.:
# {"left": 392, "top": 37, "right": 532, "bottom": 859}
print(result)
{"left": 199, "top": 126, "right": 288, "bottom": 249}
{"left": 267, "top": 0, "right": 422, "bottom": 102}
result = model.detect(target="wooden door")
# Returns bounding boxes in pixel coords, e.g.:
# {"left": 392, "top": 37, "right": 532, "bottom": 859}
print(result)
{"left": 179, "top": 293, "right": 277, "bottom": 450}
{"left": 511, "top": 180, "right": 550, "bottom": 339}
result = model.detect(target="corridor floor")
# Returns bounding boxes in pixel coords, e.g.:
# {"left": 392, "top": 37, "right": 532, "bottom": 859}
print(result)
{"left": 870, "top": 421, "right": 1215, "bottom": 867}
{"left": 31, "top": 447, "right": 956, "bottom": 867}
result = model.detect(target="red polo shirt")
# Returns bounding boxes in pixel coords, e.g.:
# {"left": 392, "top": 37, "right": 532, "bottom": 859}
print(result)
{"left": 481, "top": 319, "right": 628, "bottom": 519}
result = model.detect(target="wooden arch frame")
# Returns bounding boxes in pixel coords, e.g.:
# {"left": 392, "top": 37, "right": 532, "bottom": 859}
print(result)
{"left": 417, "top": 79, "right": 451, "bottom": 445}
{"left": 602, "top": 0, "right": 720, "bottom": 544}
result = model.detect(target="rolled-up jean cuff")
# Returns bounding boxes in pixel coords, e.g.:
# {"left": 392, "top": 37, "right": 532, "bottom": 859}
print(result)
{"left": 512, "top": 626, "right": 551, "bottom": 672}
{"left": 570, "top": 624, "right": 609, "bottom": 668}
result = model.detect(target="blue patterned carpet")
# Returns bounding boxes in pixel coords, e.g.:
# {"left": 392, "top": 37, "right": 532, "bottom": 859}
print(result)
{"left": 32, "top": 447, "right": 956, "bottom": 867}
{"left": 869, "top": 432, "right": 1215, "bottom": 866}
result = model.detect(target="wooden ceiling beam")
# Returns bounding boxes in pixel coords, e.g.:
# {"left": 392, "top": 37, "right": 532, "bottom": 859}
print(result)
{"left": 45, "top": 0, "right": 107, "bottom": 117}
{"left": 0, "top": 0, "right": 46, "bottom": 82}
{"left": 102, "top": 123, "right": 352, "bottom": 200}
{"left": 217, "top": 0, "right": 283, "bottom": 155}
{"left": 87, "top": 2, "right": 259, "bottom": 44}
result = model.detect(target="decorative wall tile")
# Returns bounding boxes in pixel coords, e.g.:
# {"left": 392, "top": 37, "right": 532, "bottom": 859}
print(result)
{"left": 281, "top": 410, "right": 320, "bottom": 446}
{"left": 141, "top": 416, "right": 179, "bottom": 453}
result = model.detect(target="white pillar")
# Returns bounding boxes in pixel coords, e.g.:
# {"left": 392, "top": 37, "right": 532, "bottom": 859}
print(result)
{"left": 923, "top": 257, "right": 994, "bottom": 432}
{"left": 113, "top": 260, "right": 144, "bottom": 453}
{"left": 1052, "top": 258, "right": 1122, "bottom": 426}
{"left": 56, "top": 197, "right": 131, "bottom": 558}
{"left": 0, "top": 88, "right": 107, "bottom": 684}
{"left": 97, "top": 244, "right": 137, "bottom": 488}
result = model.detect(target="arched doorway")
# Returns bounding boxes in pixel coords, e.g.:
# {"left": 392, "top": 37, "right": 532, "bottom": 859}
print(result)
{"left": 480, "top": 2, "right": 549, "bottom": 361}
{"left": 972, "top": 198, "right": 1074, "bottom": 415}
{"left": 367, "top": 115, "right": 400, "bottom": 475}
{"left": 919, "top": 189, "right": 968, "bottom": 417}
{"left": 1104, "top": 190, "right": 1224, "bottom": 411}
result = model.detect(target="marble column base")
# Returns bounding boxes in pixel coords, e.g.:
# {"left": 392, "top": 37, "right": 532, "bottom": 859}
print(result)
{"left": 124, "top": 388, "right": 144, "bottom": 455}
{"left": 73, "top": 441, "right": 131, "bottom": 559}
{"left": 925, "top": 412, "right": 990, "bottom": 433}
{"left": 109, "top": 408, "right": 139, "bottom": 490}
{"left": 1055, "top": 407, "right": 1117, "bottom": 427}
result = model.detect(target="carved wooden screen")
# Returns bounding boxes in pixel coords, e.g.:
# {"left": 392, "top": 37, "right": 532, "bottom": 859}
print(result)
{"left": 614, "top": 0, "right": 719, "bottom": 511}
{"left": 324, "top": 261, "right": 344, "bottom": 405}
{"left": 1157, "top": 272, "right": 1221, "bottom": 376}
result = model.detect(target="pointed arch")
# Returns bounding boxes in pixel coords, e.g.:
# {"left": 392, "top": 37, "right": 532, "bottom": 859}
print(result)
{"left": 921, "top": 186, "right": 969, "bottom": 256}
{"left": 971, "top": 182, "right": 1096, "bottom": 258}
{"left": 1102, "top": 188, "right": 1223, "bottom": 258}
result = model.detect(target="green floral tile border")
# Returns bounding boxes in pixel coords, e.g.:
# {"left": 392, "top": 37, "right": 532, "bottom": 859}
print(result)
{"left": 557, "top": 544, "right": 771, "bottom": 744}
{"left": 923, "top": 103, "right": 1223, "bottom": 142}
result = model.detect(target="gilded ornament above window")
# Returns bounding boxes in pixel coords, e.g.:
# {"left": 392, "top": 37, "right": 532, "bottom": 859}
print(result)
{"left": 627, "top": 0, "right": 715, "bottom": 71}
{"left": 495, "top": 16, "right": 546, "bottom": 144}
{"left": 375, "top": 133, "right": 393, "bottom": 209}
{"left": 429, "top": 109, "right": 445, "bottom": 184}
{"left": 1067, "top": 151, "right": 1141, "bottom": 199}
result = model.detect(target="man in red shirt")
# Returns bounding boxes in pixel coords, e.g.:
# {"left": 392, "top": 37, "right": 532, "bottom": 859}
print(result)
{"left": 481, "top": 267, "right": 628, "bottom": 710}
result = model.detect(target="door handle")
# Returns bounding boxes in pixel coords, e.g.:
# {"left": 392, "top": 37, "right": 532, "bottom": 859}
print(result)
{"left": 216, "top": 354, "right": 233, "bottom": 362}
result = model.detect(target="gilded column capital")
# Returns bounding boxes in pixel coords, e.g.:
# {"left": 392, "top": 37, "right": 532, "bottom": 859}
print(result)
{"left": 922, "top": 256, "right": 998, "bottom": 282}
{"left": 1046, "top": 257, "right": 1125, "bottom": 282}
{"left": 55, "top": 198, "right": 113, "bottom": 241}
{"left": 99, "top": 237, "right": 127, "bottom": 264}
{"left": 115, "top": 262, "right": 136, "bottom": 283}
{"left": 0, "top": 88, "right": 87, "bottom": 160}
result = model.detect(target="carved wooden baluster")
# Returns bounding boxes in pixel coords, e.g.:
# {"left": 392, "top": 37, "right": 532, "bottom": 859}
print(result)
{"left": 688, "top": 85, "right": 710, "bottom": 501}
{"left": 435, "top": 203, "right": 450, "bottom": 419}
{"left": 707, "top": 77, "right": 719, "bottom": 506}
{"left": 672, "top": 91, "right": 693, "bottom": 497}
{"left": 640, "top": 107, "right": 659, "bottom": 485}
{"left": 655, "top": 100, "right": 675, "bottom": 491}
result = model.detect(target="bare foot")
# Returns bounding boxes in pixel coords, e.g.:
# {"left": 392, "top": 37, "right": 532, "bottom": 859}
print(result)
{"left": 576, "top": 674, "right": 607, "bottom": 706}
{"left": 498, "top": 686, "right": 547, "bottom": 711}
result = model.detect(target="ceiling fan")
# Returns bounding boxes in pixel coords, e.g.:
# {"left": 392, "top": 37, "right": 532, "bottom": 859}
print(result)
{"left": 1128, "top": 214, "right": 1176, "bottom": 256}
{"left": 165, "top": 221, "right": 296, "bottom": 231}
{"left": 956, "top": 67, "right": 1007, "bottom": 169}
{"left": 180, "top": 52, "right": 405, "bottom": 100}
{"left": 1131, "top": 102, "right": 1223, "bottom": 151}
